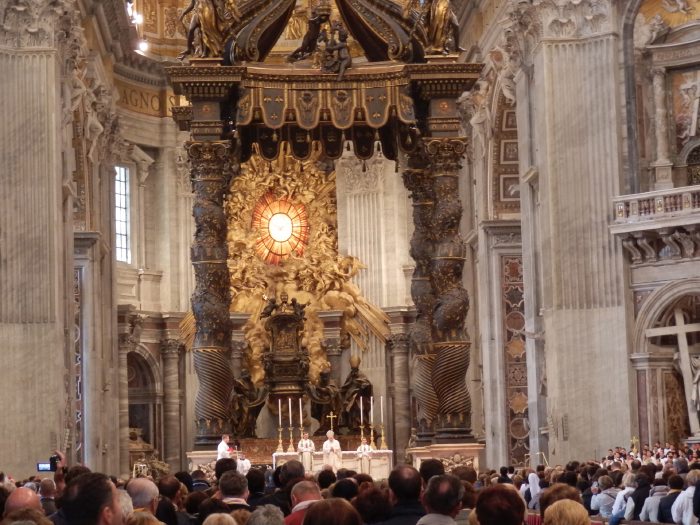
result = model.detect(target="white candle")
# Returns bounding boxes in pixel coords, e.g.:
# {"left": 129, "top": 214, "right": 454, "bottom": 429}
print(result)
{"left": 360, "top": 397, "right": 364, "bottom": 425}
{"left": 370, "top": 396, "right": 374, "bottom": 425}
{"left": 278, "top": 398, "right": 282, "bottom": 427}
{"left": 299, "top": 397, "right": 303, "bottom": 427}
{"left": 380, "top": 395, "right": 384, "bottom": 424}
{"left": 288, "top": 397, "right": 292, "bottom": 427}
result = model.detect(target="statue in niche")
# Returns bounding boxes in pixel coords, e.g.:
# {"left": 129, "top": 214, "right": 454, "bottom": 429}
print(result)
{"left": 339, "top": 355, "right": 373, "bottom": 430}
{"left": 231, "top": 369, "right": 268, "bottom": 437}
{"left": 307, "top": 368, "right": 342, "bottom": 435}
{"left": 287, "top": 7, "right": 330, "bottom": 62}
{"left": 425, "top": 0, "right": 462, "bottom": 54}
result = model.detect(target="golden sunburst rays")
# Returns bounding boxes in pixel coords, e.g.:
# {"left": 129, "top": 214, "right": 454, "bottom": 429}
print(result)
{"left": 251, "top": 193, "right": 310, "bottom": 265}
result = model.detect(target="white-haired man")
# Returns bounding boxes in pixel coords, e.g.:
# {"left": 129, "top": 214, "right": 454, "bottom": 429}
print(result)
{"left": 322, "top": 430, "right": 342, "bottom": 472}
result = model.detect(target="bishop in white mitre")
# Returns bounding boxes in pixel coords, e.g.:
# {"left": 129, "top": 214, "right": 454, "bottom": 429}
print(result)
{"left": 297, "top": 431, "right": 315, "bottom": 472}
{"left": 356, "top": 437, "right": 372, "bottom": 474}
{"left": 322, "top": 430, "right": 342, "bottom": 472}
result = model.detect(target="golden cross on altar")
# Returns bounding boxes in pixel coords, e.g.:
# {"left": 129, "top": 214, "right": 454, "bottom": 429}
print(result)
{"left": 326, "top": 411, "right": 337, "bottom": 431}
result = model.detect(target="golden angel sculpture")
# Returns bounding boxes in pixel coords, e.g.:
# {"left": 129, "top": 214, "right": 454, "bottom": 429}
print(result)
{"left": 425, "top": 0, "right": 462, "bottom": 54}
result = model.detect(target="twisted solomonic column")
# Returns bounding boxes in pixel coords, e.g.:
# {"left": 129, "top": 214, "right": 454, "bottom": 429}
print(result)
{"left": 186, "top": 140, "right": 237, "bottom": 446}
{"left": 402, "top": 152, "right": 439, "bottom": 444}
{"left": 425, "top": 138, "right": 473, "bottom": 442}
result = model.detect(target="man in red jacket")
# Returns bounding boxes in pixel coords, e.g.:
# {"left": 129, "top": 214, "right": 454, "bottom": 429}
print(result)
{"left": 284, "top": 481, "right": 322, "bottom": 525}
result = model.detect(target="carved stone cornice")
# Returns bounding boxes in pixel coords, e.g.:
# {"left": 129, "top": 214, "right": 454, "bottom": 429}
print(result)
{"left": 618, "top": 226, "right": 700, "bottom": 266}
{"left": 505, "top": 0, "right": 613, "bottom": 64}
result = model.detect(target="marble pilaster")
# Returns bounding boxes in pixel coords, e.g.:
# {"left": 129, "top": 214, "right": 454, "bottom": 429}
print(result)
{"left": 0, "top": 0, "right": 79, "bottom": 477}
{"left": 118, "top": 331, "right": 133, "bottom": 478}
{"left": 505, "top": 0, "right": 630, "bottom": 461}
{"left": 651, "top": 67, "right": 673, "bottom": 190}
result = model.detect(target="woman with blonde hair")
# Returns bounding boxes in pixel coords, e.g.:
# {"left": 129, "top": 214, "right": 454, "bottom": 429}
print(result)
{"left": 543, "top": 499, "right": 589, "bottom": 525}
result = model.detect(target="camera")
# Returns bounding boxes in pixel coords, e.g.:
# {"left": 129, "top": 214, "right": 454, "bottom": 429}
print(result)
{"left": 49, "top": 454, "right": 60, "bottom": 472}
{"left": 37, "top": 463, "right": 51, "bottom": 472}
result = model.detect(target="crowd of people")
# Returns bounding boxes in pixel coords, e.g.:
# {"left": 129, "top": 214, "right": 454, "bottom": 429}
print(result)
{"left": 4, "top": 440, "right": 700, "bottom": 525}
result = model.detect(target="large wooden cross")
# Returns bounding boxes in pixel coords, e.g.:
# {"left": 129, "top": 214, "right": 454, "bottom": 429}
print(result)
{"left": 326, "top": 411, "right": 337, "bottom": 432}
{"left": 645, "top": 306, "right": 700, "bottom": 435}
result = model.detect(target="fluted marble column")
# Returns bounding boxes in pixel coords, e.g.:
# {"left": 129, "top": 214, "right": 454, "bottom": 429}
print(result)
{"left": 402, "top": 152, "right": 438, "bottom": 444}
{"left": 187, "top": 140, "right": 236, "bottom": 446}
{"left": 161, "top": 339, "right": 182, "bottom": 469}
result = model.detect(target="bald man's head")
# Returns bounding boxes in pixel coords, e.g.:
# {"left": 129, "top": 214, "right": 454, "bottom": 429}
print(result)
{"left": 126, "top": 478, "right": 159, "bottom": 513}
{"left": 290, "top": 480, "right": 321, "bottom": 506}
{"left": 4, "top": 487, "right": 42, "bottom": 517}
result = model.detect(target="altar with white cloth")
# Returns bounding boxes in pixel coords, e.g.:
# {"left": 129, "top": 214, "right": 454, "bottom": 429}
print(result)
{"left": 272, "top": 449, "right": 393, "bottom": 479}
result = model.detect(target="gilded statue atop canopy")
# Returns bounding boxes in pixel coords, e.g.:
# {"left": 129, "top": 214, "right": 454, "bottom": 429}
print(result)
{"left": 178, "top": 0, "right": 240, "bottom": 58}
{"left": 425, "top": 0, "right": 462, "bottom": 54}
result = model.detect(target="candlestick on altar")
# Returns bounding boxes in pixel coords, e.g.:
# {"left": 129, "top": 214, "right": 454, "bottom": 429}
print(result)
{"left": 276, "top": 427, "right": 284, "bottom": 452}
{"left": 278, "top": 399, "right": 282, "bottom": 427}
{"left": 370, "top": 396, "right": 374, "bottom": 425}
{"left": 288, "top": 398, "right": 292, "bottom": 427}
{"left": 369, "top": 424, "right": 377, "bottom": 450}
{"left": 299, "top": 397, "right": 303, "bottom": 427}
{"left": 380, "top": 395, "right": 384, "bottom": 424}
{"left": 360, "top": 423, "right": 365, "bottom": 442}
{"left": 380, "top": 423, "right": 388, "bottom": 450}
{"left": 360, "top": 397, "right": 364, "bottom": 425}
{"left": 287, "top": 427, "right": 295, "bottom": 453}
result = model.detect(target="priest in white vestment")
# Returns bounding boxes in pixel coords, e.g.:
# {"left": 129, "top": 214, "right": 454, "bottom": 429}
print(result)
{"left": 356, "top": 437, "right": 372, "bottom": 474}
{"left": 237, "top": 452, "right": 251, "bottom": 475}
{"left": 322, "top": 430, "right": 342, "bottom": 472}
{"left": 217, "top": 434, "right": 231, "bottom": 460}
{"left": 298, "top": 431, "right": 316, "bottom": 472}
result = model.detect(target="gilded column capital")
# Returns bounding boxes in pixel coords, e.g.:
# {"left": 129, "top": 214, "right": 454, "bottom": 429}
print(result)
{"left": 185, "top": 140, "right": 233, "bottom": 179}
{"left": 423, "top": 137, "right": 468, "bottom": 175}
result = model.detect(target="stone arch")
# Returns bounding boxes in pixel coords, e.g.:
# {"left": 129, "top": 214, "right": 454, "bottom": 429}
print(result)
{"left": 128, "top": 343, "right": 163, "bottom": 395}
{"left": 127, "top": 344, "right": 163, "bottom": 456}
{"left": 677, "top": 137, "right": 700, "bottom": 166}
{"left": 634, "top": 278, "right": 700, "bottom": 353}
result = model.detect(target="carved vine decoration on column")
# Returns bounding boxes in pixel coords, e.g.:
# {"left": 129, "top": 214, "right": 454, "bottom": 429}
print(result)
{"left": 186, "top": 140, "right": 236, "bottom": 436}
{"left": 402, "top": 150, "right": 439, "bottom": 435}
{"left": 425, "top": 137, "right": 472, "bottom": 434}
